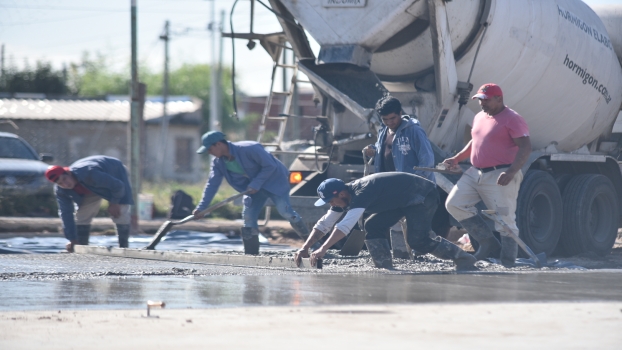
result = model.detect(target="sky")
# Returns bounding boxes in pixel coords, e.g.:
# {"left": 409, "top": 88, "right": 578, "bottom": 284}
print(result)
{"left": 0, "top": 0, "right": 619, "bottom": 97}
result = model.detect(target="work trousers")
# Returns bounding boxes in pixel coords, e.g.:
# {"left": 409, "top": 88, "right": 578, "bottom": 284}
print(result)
{"left": 242, "top": 189, "right": 302, "bottom": 229}
{"left": 364, "top": 190, "right": 440, "bottom": 254}
{"left": 76, "top": 193, "right": 131, "bottom": 225}
{"left": 446, "top": 166, "right": 523, "bottom": 234}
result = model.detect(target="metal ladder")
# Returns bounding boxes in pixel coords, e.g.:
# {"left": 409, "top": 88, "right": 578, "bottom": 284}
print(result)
{"left": 256, "top": 49, "right": 309, "bottom": 149}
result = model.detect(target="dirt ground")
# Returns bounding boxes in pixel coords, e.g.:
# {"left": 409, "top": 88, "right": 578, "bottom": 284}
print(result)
{"left": 2, "top": 303, "right": 621, "bottom": 349}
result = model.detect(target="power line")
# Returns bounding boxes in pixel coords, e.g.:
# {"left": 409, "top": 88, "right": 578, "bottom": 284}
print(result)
{"left": 0, "top": 12, "right": 111, "bottom": 26}
{"left": 0, "top": 4, "right": 212, "bottom": 14}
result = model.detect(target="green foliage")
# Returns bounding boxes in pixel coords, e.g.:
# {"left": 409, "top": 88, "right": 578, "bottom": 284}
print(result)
{"left": 67, "top": 52, "right": 129, "bottom": 96}
{"left": 3, "top": 51, "right": 253, "bottom": 139}
{"left": 0, "top": 61, "right": 68, "bottom": 95}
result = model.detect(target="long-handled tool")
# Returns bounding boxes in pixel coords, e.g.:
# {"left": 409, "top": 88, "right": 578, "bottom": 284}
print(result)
{"left": 480, "top": 209, "right": 546, "bottom": 267}
{"left": 143, "top": 190, "right": 252, "bottom": 250}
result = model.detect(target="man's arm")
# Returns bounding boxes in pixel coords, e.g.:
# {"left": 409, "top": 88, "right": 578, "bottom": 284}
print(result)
{"left": 194, "top": 160, "right": 224, "bottom": 215}
{"left": 411, "top": 127, "right": 435, "bottom": 177}
{"left": 443, "top": 140, "right": 472, "bottom": 170}
{"left": 56, "top": 188, "right": 78, "bottom": 242}
{"left": 294, "top": 208, "right": 343, "bottom": 266}
{"left": 310, "top": 228, "right": 348, "bottom": 266}
{"left": 246, "top": 144, "right": 278, "bottom": 191}
{"left": 498, "top": 136, "right": 531, "bottom": 186}
{"left": 294, "top": 228, "right": 326, "bottom": 266}
{"left": 309, "top": 208, "right": 365, "bottom": 265}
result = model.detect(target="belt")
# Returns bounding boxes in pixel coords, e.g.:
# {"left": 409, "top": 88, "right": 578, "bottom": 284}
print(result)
{"left": 475, "top": 164, "right": 512, "bottom": 173}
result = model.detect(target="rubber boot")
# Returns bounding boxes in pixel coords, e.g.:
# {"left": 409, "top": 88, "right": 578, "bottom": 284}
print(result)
{"left": 430, "top": 237, "right": 477, "bottom": 271}
{"left": 413, "top": 231, "right": 438, "bottom": 257}
{"left": 241, "top": 227, "right": 260, "bottom": 255}
{"left": 289, "top": 217, "right": 310, "bottom": 240}
{"left": 76, "top": 225, "right": 91, "bottom": 245}
{"left": 390, "top": 230, "right": 412, "bottom": 259}
{"left": 365, "top": 239, "right": 393, "bottom": 269}
{"left": 116, "top": 224, "right": 130, "bottom": 248}
{"left": 459, "top": 215, "right": 501, "bottom": 260}
{"left": 500, "top": 235, "right": 518, "bottom": 267}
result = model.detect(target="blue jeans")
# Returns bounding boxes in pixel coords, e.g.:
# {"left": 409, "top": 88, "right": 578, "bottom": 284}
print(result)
{"left": 242, "top": 189, "right": 301, "bottom": 229}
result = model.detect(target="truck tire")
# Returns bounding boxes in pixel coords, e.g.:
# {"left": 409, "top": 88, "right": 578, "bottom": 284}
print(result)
{"left": 560, "top": 174, "right": 618, "bottom": 256}
{"left": 516, "top": 170, "right": 563, "bottom": 256}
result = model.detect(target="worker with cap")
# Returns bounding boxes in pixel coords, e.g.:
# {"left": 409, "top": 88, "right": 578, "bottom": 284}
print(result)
{"left": 45, "top": 156, "right": 133, "bottom": 252}
{"left": 194, "top": 131, "right": 310, "bottom": 254}
{"left": 443, "top": 83, "right": 531, "bottom": 267}
{"left": 294, "top": 172, "right": 476, "bottom": 270}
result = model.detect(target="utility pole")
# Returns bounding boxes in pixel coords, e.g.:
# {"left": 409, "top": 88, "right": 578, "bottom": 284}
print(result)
{"left": 1, "top": 44, "right": 5, "bottom": 89}
{"left": 129, "top": 0, "right": 141, "bottom": 232}
{"left": 209, "top": 0, "right": 219, "bottom": 131}
{"left": 217, "top": 9, "right": 225, "bottom": 126}
{"left": 157, "top": 20, "right": 170, "bottom": 180}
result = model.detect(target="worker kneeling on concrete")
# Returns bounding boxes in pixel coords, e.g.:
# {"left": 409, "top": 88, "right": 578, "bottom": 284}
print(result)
{"left": 194, "top": 131, "right": 310, "bottom": 255}
{"left": 295, "top": 173, "right": 475, "bottom": 270}
{"left": 45, "top": 156, "right": 134, "bottom": 252}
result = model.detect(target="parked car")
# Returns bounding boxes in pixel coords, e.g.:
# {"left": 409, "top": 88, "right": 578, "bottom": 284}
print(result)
{"left": 0, "top": 132, "right": 54, "bottom": 197}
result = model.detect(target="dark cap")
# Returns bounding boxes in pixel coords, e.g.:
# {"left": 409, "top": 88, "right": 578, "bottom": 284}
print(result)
{"left": 315, "top": 178, "right": 346, "bottom": 206}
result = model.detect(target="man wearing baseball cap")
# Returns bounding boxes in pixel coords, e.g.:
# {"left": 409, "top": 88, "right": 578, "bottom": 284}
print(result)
{"left": 442, "top": 83, "right": 531, "bottom": 267}
{"left": 294, "top": 172, "right": 475, "bottom": 270}
{"left": 194, "top": 131, "right": 309, "bottom": 254}
{"left": 45, "top": 156, "right": 133, "bottom": 252}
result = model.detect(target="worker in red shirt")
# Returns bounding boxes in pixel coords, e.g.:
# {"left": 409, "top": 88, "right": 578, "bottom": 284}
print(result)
{"left": 443, "top": 83, "right": 531, "bottom": 267}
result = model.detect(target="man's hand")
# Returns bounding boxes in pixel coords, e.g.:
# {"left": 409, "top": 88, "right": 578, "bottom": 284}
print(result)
{"left": 310, "top": 246, "right": 327, "bottom": 266}
{"left": 247, "top": 187, "right": 258, "bottom": 194}
{"left": 65, "top": 240, "right": 77, "bottom": 253}
{"left": 108, "top": 203, "right": 121, "bottom": 218}
{"left": 442, "top": 157, "right": 460, "bottom": 172}
{"left": 497, "top": 171, "right": 516, "bottom": 186}
{"left": 294, "top": 248, "right": 310, "bottom": 267}
{"left": 192, "top": 209, "right": 203, "bottom": 219}
{"left": 363, "top": 145, "right": 375, "bottom": 158}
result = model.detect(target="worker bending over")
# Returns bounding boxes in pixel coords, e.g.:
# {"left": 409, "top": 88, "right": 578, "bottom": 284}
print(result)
{"left": 194, "top": 131, "right": 310, "bottom": 255}
{"left": 45, "top": 156, "right": 133, "bottom": 252}
{"left": 295, "top": 172, "right": 475, "bottom": 270}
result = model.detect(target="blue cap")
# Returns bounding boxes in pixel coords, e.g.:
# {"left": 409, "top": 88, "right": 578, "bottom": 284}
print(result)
{"left": 315, "top": 178, "right": 346, "bottom": 206}
{"left": 197, "top": 131, "right": 226, "bottom": 154}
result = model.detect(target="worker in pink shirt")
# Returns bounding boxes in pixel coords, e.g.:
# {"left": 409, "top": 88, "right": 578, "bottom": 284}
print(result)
{"left": 443, "top": 83, "right": 531, "bottom": 267}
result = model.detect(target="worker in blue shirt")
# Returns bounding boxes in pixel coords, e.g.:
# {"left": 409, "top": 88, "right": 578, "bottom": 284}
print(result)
{"left": 194, "top": 131, "right": 310, "bottom": 254}
{"left": 45, "top": 156, "right": 133, "bottom": 252}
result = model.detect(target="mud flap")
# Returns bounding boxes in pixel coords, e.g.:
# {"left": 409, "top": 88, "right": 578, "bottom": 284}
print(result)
{"left": 339, "top": 229, "right": 366, "bottom": 256}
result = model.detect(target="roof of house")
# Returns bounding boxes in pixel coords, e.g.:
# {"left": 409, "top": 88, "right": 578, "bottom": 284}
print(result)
{"left": 0, "top": 97, "right": 201, "bottom": 122}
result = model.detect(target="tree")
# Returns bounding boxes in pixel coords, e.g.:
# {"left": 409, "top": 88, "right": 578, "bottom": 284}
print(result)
{"left": 67, "top": 52, "right": 129, "bottom": 96}
{"left": 1, "top": 61, "right": 68, "bottom": 95}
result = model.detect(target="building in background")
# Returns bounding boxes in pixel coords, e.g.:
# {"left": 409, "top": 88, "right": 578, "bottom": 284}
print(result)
{"left": 0, "top": 95, "right": 204, "bottom": 182}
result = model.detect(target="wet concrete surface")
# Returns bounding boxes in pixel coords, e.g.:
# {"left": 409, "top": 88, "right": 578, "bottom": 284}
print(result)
{"left": 1, "top": 253, "right": 622, "bottom": 311}
{"left": 0, "top": 230, "right": 290, "bottom": 254}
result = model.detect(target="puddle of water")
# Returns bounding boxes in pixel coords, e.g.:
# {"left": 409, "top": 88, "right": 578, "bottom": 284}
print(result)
{"left": 0, "top": 230, "right": 290, "bottom": 254}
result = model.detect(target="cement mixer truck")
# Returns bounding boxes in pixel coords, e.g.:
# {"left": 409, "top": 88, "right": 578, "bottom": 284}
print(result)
{"left": 230, "top": 0, "right": 622, "bottom": 257}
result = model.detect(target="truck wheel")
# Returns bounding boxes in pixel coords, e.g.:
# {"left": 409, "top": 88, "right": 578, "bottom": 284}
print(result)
{"left": 560, "top": 174, "right": 618, "bottom": 256}
{"left": 516, "top": 170, "right": 563, "bottom": 256}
